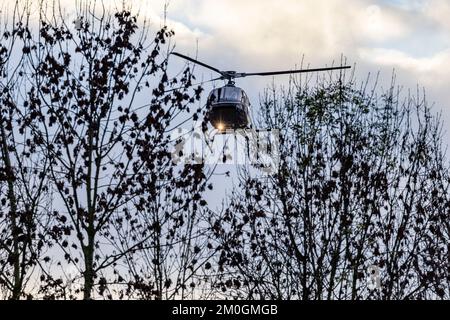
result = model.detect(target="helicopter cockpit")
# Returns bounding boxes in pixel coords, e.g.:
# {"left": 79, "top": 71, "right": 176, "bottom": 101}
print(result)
{"left": 207, "top": 85, "right": 251, "bottom": 132}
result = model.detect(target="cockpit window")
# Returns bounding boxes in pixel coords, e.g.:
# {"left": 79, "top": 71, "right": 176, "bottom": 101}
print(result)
{"left": 223, "top": 87, "right": 242, "bottom": 101}
{"left": 209, "top": 87, "right": 242, "bottom": 103}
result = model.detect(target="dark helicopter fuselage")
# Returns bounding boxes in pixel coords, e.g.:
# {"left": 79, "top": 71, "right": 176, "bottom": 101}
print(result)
{"left": 171, "top": 51, "right": 351, "bottom": 133}
{"left": 207, "top": 84, "right": 251, "bottom": 132}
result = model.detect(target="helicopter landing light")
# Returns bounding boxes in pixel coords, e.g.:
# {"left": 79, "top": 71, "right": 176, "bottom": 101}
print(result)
{"left": 216, "top": 122, "right": 225, "bottom": 132}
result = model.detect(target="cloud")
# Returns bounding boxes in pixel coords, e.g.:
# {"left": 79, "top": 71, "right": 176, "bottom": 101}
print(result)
{"left": 424, "top": 0, "right": 450, "bottom": 30}
{"left": 1, "top": 0, "right": 449, "bottom": 115}
{"left": 152, "top": 0, "right": 419, "bottom": 75}
{"left": 359, "top": 48, "right": 448, "bottom": 72}
{"left": 359, "top": 4, "right": 410, "bottom": 42}
{"left": 161, "top": 0, "right": 450, "bottom": 124}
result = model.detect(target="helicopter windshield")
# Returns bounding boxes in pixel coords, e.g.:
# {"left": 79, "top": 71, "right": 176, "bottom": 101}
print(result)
{"left": 209, "top": 86, "right": 243, "bottom": 104}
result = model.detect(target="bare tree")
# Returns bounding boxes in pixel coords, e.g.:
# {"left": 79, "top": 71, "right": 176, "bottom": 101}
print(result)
{"left": 6, "top": 1, "right": 210, "bottom": 299}
{"left": 0, "top": 1, "right": 52, "bottom": 299}
{"left": 211, "top": 73, "right": 449, "bottom": 300}
{"left": 113, "top": 167, "right": 216, "bottom": 300}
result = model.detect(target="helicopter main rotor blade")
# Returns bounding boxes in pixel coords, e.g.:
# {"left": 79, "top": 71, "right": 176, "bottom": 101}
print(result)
{"left": 172, "top": 52, "right": 223, "bottom": 76}
{"left": 241, "top": 65, "right": 351, "bottom": 77}
{"left": 163, "top": 76, "right": 223, "bottom": 93}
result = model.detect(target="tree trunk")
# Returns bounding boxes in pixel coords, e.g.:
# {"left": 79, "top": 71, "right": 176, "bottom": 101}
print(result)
{"left": 0, "top": 122, "right": 22, "bottom": 299}
{"left": 83, "top": 235, "right": 95, "bottom": 300}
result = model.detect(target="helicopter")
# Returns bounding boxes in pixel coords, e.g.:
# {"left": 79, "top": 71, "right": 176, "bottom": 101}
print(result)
{"left": 172, "top": 52, "right": 351, "bottom": 133}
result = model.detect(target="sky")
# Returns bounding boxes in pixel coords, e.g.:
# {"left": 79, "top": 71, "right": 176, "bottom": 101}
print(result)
{"left": 2, "top": 0, "right": 449, "bottom": 127}
{"left": 2, "top": 0, "right": 450, "bottom": 202}
{"left": 137, "top": 0, "right": 450, "bottom": 203}
{"left": 146, "top": 0, "right": 450, "bottom": 131}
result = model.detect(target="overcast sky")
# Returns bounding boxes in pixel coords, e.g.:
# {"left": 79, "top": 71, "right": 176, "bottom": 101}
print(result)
{"left": 138, "top": 0, "right": 450, "bottom": 202}
{"left": 148, "top": 0, "right": 450, "bottom": 134}
{"left": 2, "top": 0, "right": 449, "bottom": 205}
{"left": 2, "top": 0, "right": 449, "bottom": 127}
